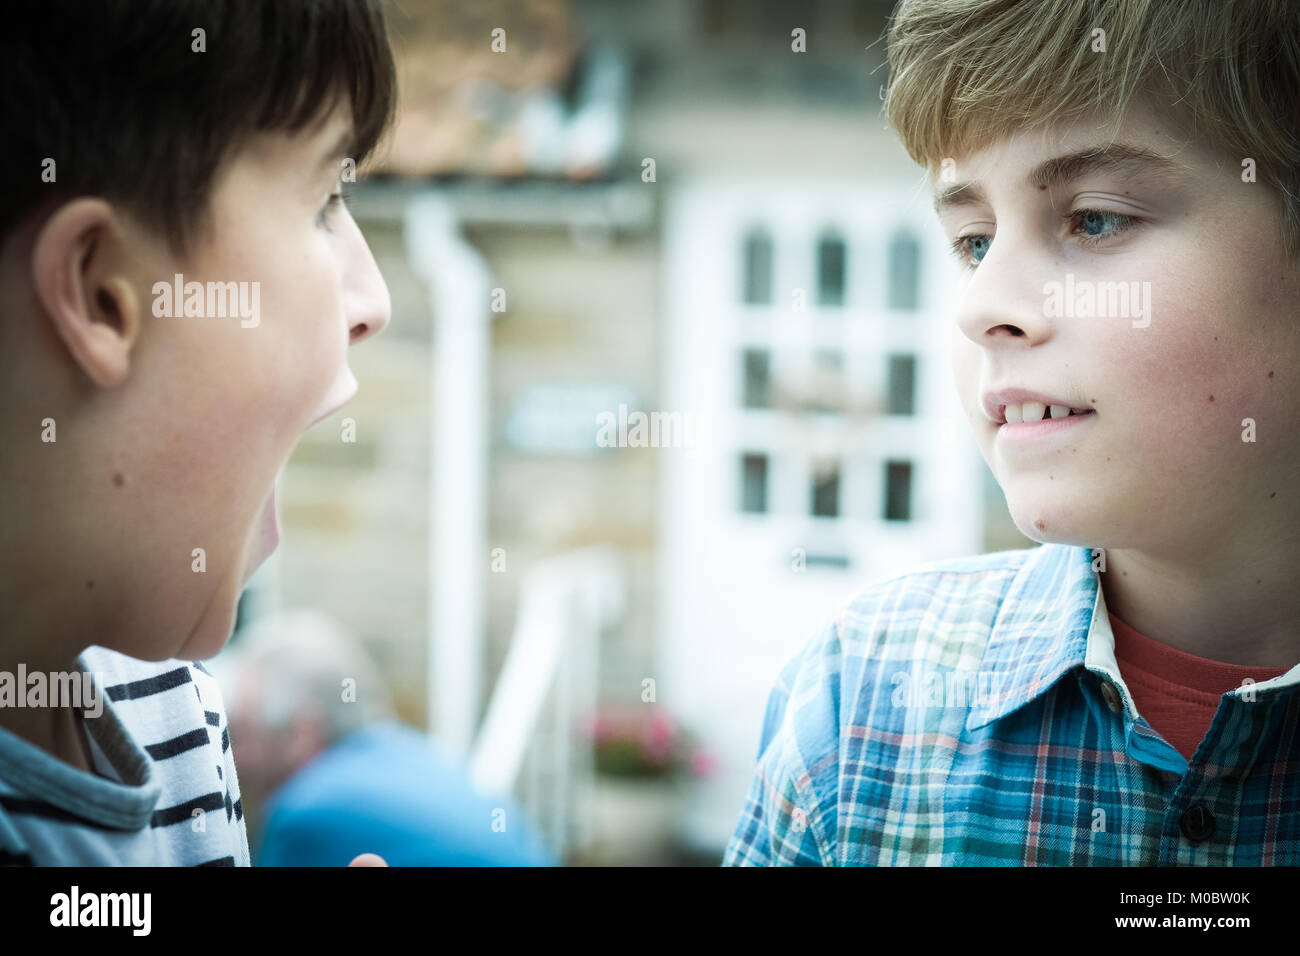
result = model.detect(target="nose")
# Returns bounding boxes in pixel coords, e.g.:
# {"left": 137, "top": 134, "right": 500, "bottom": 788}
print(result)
{"left": 954, "top": 233, "right": 1054, "bottom": 350}
{"left": 341, "top": 213, "right": 391, "bottom": 345}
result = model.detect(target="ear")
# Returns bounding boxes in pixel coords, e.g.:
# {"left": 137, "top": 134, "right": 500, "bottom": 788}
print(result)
{"left": 30, "top": 198, "right": 144, "bottom": 388}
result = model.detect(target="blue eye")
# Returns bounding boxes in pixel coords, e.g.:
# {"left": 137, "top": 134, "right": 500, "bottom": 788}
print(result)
{"left": 1071, "top": 208, "right": 1135, "bottom": 242}
{"left": 949, "top": 208, "right": 1139, "bottom": 269}
{"left": 950, "top": 233, "right": 992, "bottom": 267}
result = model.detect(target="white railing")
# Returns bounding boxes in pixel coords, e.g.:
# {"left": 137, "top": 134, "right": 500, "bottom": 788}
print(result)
{"left": 469, "top": 547, "right": 623, "bottom": 862}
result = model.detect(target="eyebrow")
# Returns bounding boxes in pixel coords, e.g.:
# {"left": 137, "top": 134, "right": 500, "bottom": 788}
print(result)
{"left": 932, "top": 143, "right": 1188, "bottom": 214}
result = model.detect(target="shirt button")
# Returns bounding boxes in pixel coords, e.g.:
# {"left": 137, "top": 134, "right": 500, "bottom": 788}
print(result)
{"left": 1100, "top": 679, "right": 1123, "bottom": 714}
{"left": 1180, "top": 805, "right": 1216, "bottom": 842}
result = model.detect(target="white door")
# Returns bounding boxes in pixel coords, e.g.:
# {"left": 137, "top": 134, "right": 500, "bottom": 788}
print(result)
{"left": 657, "top": 178, "right": 983, "bottom": 852}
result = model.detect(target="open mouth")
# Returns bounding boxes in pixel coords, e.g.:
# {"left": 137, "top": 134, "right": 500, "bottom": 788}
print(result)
{"left": 1000, "top": 402, "right": 1094, "bottom": 424}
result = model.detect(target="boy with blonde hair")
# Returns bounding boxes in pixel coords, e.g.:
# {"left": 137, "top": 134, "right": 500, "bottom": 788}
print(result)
{"left": 726, "top": 0, "right": 1299, "bottom": 865}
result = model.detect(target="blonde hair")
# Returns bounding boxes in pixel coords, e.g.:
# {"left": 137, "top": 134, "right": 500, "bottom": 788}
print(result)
{"left": 882, "top": 0, "right": 1300, "bottom": 256}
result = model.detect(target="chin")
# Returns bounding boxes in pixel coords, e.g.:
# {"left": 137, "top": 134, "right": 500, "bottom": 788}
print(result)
{"left": 240, "top": 547, "right": 273, "bottom": 589}
{"left": 1006, "top": 495, "right": 1102, "bottom": 548}
{"left": 243, "top": 485, "right": 282, "bottom": 581}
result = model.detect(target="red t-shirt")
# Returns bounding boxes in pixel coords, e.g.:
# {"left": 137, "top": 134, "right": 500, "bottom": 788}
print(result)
{"left": 1109, "top": 613, "right": 1290, "bottom": 762}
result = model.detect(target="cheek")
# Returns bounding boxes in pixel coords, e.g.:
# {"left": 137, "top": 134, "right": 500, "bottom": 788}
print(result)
{"left": 1067, "top": 270, "right": 1292, "bottom": 543}
{"left": 1104, "top": 325, "right": 1213, "bottom": 452}
{"left": 949, "top": 325, "right": 992, "bottom": 450}
{"left": 949, "top": 323, "right": 980, "bottom": 411}
{"left": 257, "top": 259, "right": 348, "bottom": 421}
{"left": 1114, "top": 275, "right": 1281, "bottom": 464}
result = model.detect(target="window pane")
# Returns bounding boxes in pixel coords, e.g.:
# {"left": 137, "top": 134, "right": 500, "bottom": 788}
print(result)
{"left": 811, "top": 461, "right": 840, "bottom": 517}
{"left": 742, "top": 230, "right": 773, "bottom": 305}
{"left": 741, "top": 453, "right": 768, "bottom": 513}
{"left": 883, "top": 460, "right": 912, "bottom": 521}
{"left": 814, "top": 349, "right": 842, "bottom": 372}
{"left": 886, "top": 354, "right": 916, "bottom": 415}
{"left": 808, "top": 350, "right": 841, "bottom": 413}
{"left": 742, "top": 349, "right": 770, "bottom": 408}
{"left": 817, "top": 233, "right": 846, "bottom": 306}
{"left": 887, "top": 231, "right": 920, "bottom": 310}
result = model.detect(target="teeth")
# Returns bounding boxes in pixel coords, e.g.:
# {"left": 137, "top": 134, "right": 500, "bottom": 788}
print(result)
{"left": 1000, "top": 401, "right": 1089, "bottom": 423}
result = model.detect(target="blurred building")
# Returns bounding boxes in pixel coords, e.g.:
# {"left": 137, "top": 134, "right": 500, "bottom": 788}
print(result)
{"left": 234, "top": 0, "right": 1030, "bottom": 864}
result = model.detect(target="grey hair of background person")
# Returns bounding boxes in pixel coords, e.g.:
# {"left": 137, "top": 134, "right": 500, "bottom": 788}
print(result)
{"left": 224, "top": 608, "right": 395, "bottom": 746}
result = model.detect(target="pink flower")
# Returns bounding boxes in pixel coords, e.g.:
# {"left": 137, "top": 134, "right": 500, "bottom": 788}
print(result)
{"left": 690, "top": 749, "right": 717, "bottom": 779}
{"left": 646, "top": 711, "right": 675, "bottom": 746}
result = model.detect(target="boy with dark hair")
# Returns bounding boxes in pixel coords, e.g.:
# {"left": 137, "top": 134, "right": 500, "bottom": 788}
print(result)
{"left": 0, "top": 0, "right": 396, "bottom": 864}
{"left": 726, "top": 0, "right": 1299, "bottom": 865}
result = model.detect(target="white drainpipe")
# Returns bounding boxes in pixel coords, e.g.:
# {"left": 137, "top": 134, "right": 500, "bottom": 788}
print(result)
{"left": 404, "top": 194, "right": 491, "bottom": 758}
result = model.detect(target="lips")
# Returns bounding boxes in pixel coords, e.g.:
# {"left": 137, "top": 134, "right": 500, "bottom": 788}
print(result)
{"left": 981, "top": 387, "right": 1094, "bottom": 425}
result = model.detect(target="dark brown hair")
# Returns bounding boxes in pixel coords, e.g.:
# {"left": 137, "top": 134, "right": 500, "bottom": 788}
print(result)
{"left": 1, "top": 0, "right": 398, "bottom": 257}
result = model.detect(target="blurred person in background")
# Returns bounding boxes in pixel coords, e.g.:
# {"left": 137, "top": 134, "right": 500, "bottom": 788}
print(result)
{"left": 219, "top": 609, "right": 556, "bottom": 866}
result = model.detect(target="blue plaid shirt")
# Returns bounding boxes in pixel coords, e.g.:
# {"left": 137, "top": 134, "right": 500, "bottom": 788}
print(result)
{"left": 723, "top": 544, "right": 1300, "bottom": 865}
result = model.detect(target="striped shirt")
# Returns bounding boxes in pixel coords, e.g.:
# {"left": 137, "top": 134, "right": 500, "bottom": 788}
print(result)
{"left": 0, "top": 647, "right": 250, "bottom": 866}
{"left": 723, "top": 543, "right": 1300, "bottom": 865}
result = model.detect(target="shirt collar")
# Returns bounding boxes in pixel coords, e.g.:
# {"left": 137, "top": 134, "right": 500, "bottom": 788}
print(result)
{"left": 966, "top": 545, "right": 1300, "bottom": 733}
{"left": 966, "top": 544, "right": 1095, "bottom": 732}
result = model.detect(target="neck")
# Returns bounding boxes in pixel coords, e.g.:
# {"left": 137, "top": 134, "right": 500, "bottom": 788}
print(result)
{"left": 0, "top": 473, "right": 105, "bottom": 766}
{"left": 0, "top": 610, "right": 96, "bottom": 772}
{"left": 1103, "top": 544, "right": 1300, "bottom": 669}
